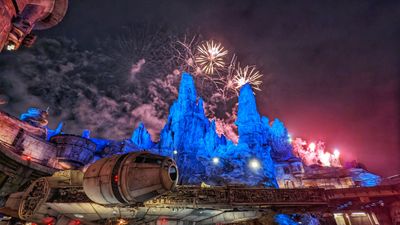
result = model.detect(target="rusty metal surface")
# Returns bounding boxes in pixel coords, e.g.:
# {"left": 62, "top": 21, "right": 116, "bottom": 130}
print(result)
{"left": 0, "top": 0, "right": 68, "bottom": 51}
{"left": 83, "top": 152, "right": 178, "bottom": 206}
{"left": 18, "top": 177, "right": 50, "bottom": 220}
{"left": 34, "top": 0, "right": 69, "bottom": 30}
{"left": 0, "top": 0, "right": 15, "bottom": 50}
{"left": 0, "top": 111, "right": 47, "bottom": 140}
{"left": 50, "top": 134, "right": 96, "bottom": 169}
{"left": 5, "top": 176, "right": 400, "bottom": 225}
{"left": 145, "top": 186, "right": 327, "bottom": 209}
{"left": 37, "top": 181, "right": 400, "bottom": 211}
{"left": 325, "top": 184, "right": 400, "bottom": 199}
{"left": 48, "top": 187, "right": 91, "bottom": 203}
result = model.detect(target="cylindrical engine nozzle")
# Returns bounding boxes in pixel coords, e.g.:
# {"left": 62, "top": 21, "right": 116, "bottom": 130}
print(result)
{"left": 83, "top": 152, "right": 178, "bottom": 205}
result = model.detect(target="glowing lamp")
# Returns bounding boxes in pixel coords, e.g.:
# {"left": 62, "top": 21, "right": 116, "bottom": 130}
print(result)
{"left": 212, "top": 157, "right": 219, "bottom": 164}
{"left": 249, "top": 159, "right": 261, "bottom": 170}
{"left": 173, "top": 150, "right": 178, "bottom": 155}
{"left": 6, "top": 44, "right": 16, "bottom": 51}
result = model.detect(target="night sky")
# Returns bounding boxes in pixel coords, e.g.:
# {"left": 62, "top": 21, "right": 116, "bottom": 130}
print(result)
{"left": 2, "top": 1, "right": 400, "bottom": 176}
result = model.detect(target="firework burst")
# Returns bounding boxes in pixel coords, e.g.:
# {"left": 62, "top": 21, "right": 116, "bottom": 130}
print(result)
{"left": 195, "top": 40, "right": 228, "bottom": 75}
{"left": 233, "top": 65, "right": 263, "bottom": 91}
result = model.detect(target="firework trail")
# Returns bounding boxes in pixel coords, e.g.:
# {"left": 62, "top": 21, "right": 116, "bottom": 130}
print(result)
{"left": 218, "top": 54, "right": 238, "bottom": 100}
{"left": 173, "top": 35, "right": 199, "bottom": 74}
{"left": 106, "top": 23, "right": 178, "bottom": 81}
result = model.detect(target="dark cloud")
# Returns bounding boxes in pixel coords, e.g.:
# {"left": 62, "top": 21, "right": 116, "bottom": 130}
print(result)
{"left": 0, "top": 38, "right": 178, "bottom": 140}
{"left": 1, "top": 0, "right": 399, "bottom": 176}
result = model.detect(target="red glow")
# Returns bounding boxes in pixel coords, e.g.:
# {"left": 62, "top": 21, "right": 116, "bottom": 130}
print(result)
{"left": 67, "top": 219, "right": 81, "bottom": 225}
{"left": 114, "top": 175, "right": 119, "bottom": 183}
{"left": 293, "top": 138, "right": 341, "bottom": 167}
{"left": 159, "top": 217, "right": 168, "bottom": 225}
{"left": 42, "top": 216, "right": 55, "bottom": 225}
{"left": 26, "top": 155, "right": 31, "bottom": 161}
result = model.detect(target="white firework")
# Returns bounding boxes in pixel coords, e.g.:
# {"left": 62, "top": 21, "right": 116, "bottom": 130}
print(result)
{"left": 195, "top": 40, "right": 228, "bottom": 75}
{"left": 233, "top": 65, "right": 263, "bottom": 91}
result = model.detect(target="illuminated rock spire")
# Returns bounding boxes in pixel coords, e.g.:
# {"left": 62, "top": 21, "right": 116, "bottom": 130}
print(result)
{"left": 270, "top": 118, "right": 295, "bottom": 161}
{"left": 177, "top": 72, "right": 198, "bottom": 109}
{"left": 161, "top": 73, "right": 209, "bottom": 152}
{"left": 236, "top": 83, "right": 268, "bottom": 147}
{"left": 234, "top": 83, "right": 278, "bottom": 187}
{"left": 159, "top": 72, "right": 223, "bottom": 184}
{"left": 131, "top": 122, "right": 154, "bottom": 149}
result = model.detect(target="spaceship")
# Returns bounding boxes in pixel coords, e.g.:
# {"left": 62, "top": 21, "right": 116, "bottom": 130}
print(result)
{"left": 0, "top": 0, "right": 68, "bottom": 52}
{"left": 0, "top": 108, "right": 398, "bottom": 225}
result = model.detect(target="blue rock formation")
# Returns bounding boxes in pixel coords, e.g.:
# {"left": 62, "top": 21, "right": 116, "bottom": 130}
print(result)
{"left": 236, "top": 84, "right": 267, "bottom": 146}
{"left": 274, "top": 214, "right": 320, "bottom": 225}
{"left": 270, "top": 118, "right": 295, "bottom": 161}
{"left": 300, "top": 214, "right": 320, "bottom": 225}
{"left": 156, "top": 75, "right": 278, "bottom": 187}
{"left": 233, "top": 84, "right": 278, "bottom": 187}
{"left": 131, "top": 122, "right": 155, "bottom": 149}
{"left": 158, "top": 73, "right": 224, "bottom": 184}
{"left": 63, "top": 73, "right": 282, "bottom": 187}
{"left": 274, "top": 214, "right": 298, "bottom": 225}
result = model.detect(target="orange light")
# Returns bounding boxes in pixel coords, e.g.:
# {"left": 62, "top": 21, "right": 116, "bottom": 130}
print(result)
{"left": 117, "top": 219, "right": 128, "bottom": 225}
